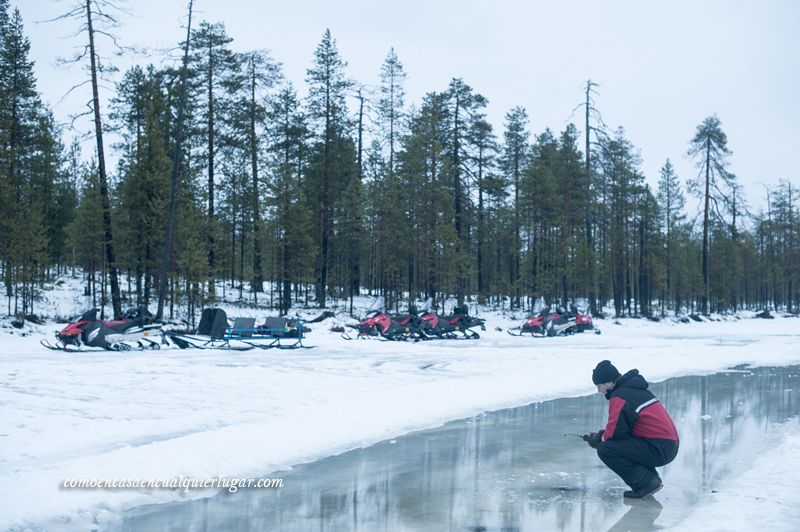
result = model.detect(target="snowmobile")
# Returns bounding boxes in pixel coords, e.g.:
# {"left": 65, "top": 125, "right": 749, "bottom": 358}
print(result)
{"left": 418, "top": 300, "right": 485, "bottom": 339}
{"left": 572, "top": 298, "right": 600, "bottom": 334}
{"left": 41, "top": 305, "right": 164, "bottom": 351}
{"left": 391, "top": 305, "right": 426, "bottom": 338}
{"left": 543, "top": 305, "right": 578, "bottom": 336}
{"left": 342, "top": 297, "right": 418, "bottom": 341}
{"left": 508, "top": 297, "right": 553, "bottom": 337}
{"left": 508, "top": 297, "right": 600, "bottom": 337}
{"left": 343, "top": 309, "right": 415, "bottom": 341}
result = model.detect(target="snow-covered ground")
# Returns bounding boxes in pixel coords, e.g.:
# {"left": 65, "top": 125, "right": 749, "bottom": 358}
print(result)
{"left": 1, "top": 279, "right": 799, "bottom": 530}
{"left": 665, "top": 418, "right": 800, "bottom": 531}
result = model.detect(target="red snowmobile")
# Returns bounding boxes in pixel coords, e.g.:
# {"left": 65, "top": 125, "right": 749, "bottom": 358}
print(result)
{"left": 418, "top": 300, "right": 485, "bottom": 339}
{"left": 508, "top": 298, "right": 599, "bottom": 337}
{"left": 41, "top": 305, "right": 164, "bottom": 351}
{"left": 343, "top": 298, "right": 418, "bottom": 341}
{"left": 572, "top": 298, "right": 600, "bottom": 333}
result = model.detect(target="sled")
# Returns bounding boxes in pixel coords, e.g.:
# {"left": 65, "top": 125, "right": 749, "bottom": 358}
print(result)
{"left": 167, "top": 309, "right": 314, "bottom": 350}
{"left": 166, "top": 309, "right": 253, "bottom": 350}
{"left": 230, "top": 317, "right": 315, "bottom": 349}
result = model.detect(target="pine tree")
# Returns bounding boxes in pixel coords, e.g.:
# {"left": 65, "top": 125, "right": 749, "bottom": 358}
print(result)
{"left": 555, "top": 125, "right": 589, "bottom": 302}
{"left": 47, "top": 129, "right": 77, "bottom": 273}
{"left": 656, "top": 159, "right": 686, "bottom": 313}
{"left": 397, "top": 91, "right": 451, "bottom": 304}
{"left": 305, "top": 29, "right": 353, "bottom": 307}
{"left": 0, "top": 8, "right": 46, "bottom": 314}
{"left": 636, "top": 185, "right": 663, "bottom": 317}
{"left": 67, "top": 161, "right": 105, "bottom": 307}
{"left": 688, "top": 115, "right": 736, "bottom": 314}
{"left": 499, "top": 106, "right": 529, "bottom": 308}
{"left": 467, "top": 113, "right": 498, "bottom": 303}
{"left": 189, "top": 20, "right": 240, "bottom": 296}
{"left": 444, "top": 78, "right": 487, "bottom": 307}
{"left": 238, "top": 50, "right": 280, "bottom": 297}
{"left": 267, "top": 84, "right": 314, "bottom": 313}
{"left": 520, "top": 129, "right": 560, "bottom": 302}
{"left": 377, "top": 48, "right": 407, "bottom": 176}
{"left": 28, "top": 110, "right": 68, "bottom": 278}
{"left": 599, "top": 128, "right": 646, "bottom": 316}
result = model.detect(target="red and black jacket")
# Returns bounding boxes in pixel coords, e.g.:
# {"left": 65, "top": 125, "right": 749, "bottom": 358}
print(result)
{"left": 601, "top": 369, "right": 679, "bottom": 442}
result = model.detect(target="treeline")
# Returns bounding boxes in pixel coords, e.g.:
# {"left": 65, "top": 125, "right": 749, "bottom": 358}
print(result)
{"left": 1, "top": 2, "right": 798, "bottom": 320}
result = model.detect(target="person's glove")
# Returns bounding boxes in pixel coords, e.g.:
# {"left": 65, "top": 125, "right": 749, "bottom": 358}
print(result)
{"left": 582, "top": 430, "right": 604, "bottom": 448}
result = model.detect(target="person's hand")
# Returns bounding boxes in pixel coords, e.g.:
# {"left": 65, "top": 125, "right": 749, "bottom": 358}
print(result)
{"left": 583, "top": 430, "right": 604, "bottom": 448}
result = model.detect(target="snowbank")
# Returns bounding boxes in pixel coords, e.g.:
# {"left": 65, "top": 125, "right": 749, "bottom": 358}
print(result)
{"left": 665, "top": 419, "right": 800, "bottom": 531}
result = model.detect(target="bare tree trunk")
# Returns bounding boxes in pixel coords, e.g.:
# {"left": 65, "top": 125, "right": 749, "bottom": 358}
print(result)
{"left": 249, "top": 56, "right": 264, "bottom": 297}
{"left": 85, "top": 0, "right": 122, "bottom": 319}
{"left": 157, "top": 0, "right": 193, "bottom": 321}
{"left": 206, "top": 33, "right": 216, "bottom": 297}
{"left": 318, "top": 82, "right": 331, "bottom": 309}
{"left": 702, "top": 137, "right": 711, "bottom": 315}
{"left": 584, "top": 81, "right": 597, "bottom": 314}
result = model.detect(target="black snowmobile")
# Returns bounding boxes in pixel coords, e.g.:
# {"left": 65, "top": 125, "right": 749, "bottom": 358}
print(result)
{"left": 419, "top": 300, "right": 485, "bottom": 339}
{"left": 42, "top": 305, "right": 164, "bottom": 351}
{"left": 508, "top": 297, "right": 584, "bottom": 337}
{"left": 390, "top": 305, "right": 426, "bottom": 340}
{"left": 542, "top": 304, "right": 578, "bottom": 336}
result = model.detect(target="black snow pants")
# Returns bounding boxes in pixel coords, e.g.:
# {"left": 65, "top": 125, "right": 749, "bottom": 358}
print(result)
{"left": 596, "top": 437, "right": 678, "bottom": 491}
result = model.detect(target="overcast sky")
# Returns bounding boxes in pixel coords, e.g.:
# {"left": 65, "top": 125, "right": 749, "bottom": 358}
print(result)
{"left": 13, "top": 0, "right": 800, "bottom": 211}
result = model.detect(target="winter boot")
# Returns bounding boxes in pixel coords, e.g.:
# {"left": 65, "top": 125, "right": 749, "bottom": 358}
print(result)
{"left": 623, "top": 476, "right": 662, "bottom": 498}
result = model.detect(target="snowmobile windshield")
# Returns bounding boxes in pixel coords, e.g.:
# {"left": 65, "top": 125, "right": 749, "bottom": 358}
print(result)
{"left": 78, "top": 308, "right": 98, "bottom": 322}
{"left": 574, "top": 298, "right": 590, "bottom": 313}
{"left": 532, "top": 297, "right": 548, "bottom": 314}
{"left": 367, "top": 297, "right": 386, "bottom": 313}
{"left": 420, "top": 298, "right": 434, "bottom": 313}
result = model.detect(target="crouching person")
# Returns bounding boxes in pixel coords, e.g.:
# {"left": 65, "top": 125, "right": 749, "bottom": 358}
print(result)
{"left": 584, "top": 360, "right": 679, "bottom": 498}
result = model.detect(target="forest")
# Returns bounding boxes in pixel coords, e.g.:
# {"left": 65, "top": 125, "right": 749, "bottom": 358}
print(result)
{"left": 1, "top": 0, "right": 798, "bottom": 322}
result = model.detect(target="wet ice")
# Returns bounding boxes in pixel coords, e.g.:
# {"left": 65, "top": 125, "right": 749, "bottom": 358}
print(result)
{"left": 120, "top": 365, "right": 800, "bottom": 531}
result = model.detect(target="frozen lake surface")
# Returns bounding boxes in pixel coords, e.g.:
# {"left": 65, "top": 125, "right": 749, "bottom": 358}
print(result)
{"left": 120, "top": 365, "right": 800, "bottom": 531}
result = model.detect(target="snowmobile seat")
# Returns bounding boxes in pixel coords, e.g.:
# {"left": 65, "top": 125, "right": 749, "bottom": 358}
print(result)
{"left": 261, "top": 317, "right": 289, "bottom": 337}
{"left": 230, "top": 317, "right": 256, "bottom": 338}
{"left": 198, "top": 308, "right": 229, "bottom": 339}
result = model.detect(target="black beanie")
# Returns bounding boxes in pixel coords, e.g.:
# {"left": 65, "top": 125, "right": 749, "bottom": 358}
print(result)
{"left": 592, "top": 360, "right": 621, "bottom": 385}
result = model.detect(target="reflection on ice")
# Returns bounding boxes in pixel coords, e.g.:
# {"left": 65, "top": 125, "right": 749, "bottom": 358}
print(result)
{"left": 121, "top": 366, "right": 800, "bottom": 531}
